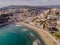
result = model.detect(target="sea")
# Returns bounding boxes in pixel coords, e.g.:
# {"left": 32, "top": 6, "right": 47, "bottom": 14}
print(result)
{"left": 0, "top": 24, "right": 45, "bottom": 45}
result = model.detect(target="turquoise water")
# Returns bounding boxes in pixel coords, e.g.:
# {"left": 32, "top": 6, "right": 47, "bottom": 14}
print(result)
{"left": 0, "top": 25, "right": 45, "bottom": 45}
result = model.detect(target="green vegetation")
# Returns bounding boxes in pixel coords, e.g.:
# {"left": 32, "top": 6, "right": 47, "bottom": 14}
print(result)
{"left": 50, "top": 31, "right": 60, "bottom": 39}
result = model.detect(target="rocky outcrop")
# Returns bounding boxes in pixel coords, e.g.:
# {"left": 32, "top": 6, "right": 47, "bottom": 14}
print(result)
{"left": 0, "top": 13, "right": 14, "bottom": 26}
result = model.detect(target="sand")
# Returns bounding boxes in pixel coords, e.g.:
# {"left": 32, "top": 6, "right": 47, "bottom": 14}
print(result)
{"left": 16, "top": 22, "right": 59, "bottom": 45}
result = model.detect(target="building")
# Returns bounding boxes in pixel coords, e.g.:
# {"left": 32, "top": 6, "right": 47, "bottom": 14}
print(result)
{"left": 43, "top": 9, "right": 57, "bottom": 30}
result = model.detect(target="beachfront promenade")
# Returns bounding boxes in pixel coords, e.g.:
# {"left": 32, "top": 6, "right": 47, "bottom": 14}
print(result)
{"left": 16, "top": 22, "right": 59, "bottom": 45}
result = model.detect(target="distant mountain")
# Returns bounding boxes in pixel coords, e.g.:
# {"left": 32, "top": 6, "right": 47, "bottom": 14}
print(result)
{"left": 0, "top": 5, "right": 48, "bottom": 10}
{"left": 0, "top": 5, "right": 60, "bottom": 10}
{"left": 43, "top": 5, "right": 60, "bottom": 8}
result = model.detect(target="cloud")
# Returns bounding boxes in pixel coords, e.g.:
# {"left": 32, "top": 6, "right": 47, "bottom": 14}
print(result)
{"left": 46, "top": 0, "right": 60, "bottom": 5}
{"left": 0, "top": 0, "right": 48, "bottom": 3}
{"left": 0, "top": 0, "right": 48, "bottom": 7}
{"left": 0, "top": 0, "right": 60, "bottom": 7}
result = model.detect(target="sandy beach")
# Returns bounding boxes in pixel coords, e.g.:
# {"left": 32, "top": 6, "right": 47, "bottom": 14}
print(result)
{"left": 16, "top": 22, "right": 59, "bottom": 45}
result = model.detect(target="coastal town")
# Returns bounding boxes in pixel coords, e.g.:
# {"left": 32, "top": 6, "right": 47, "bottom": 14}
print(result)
{"left": 0, "top": 6, "right": 60, "bottom": 45}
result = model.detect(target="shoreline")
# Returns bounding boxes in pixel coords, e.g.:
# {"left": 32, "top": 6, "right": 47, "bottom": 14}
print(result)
{"left": 15, "top": 22, "right": 59, "bottom": 45}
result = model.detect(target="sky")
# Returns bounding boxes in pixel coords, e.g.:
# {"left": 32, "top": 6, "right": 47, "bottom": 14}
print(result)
{"left": 0, "top": 0, "right": 60, "bottom": 7}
